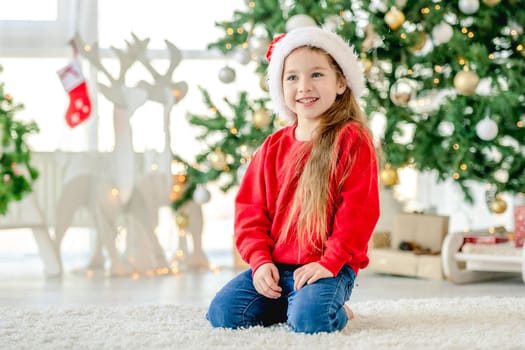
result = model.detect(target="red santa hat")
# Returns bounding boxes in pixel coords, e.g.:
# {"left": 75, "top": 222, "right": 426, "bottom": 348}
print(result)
{"left": 266, "top": 26, "right": 365, "bottom": 121}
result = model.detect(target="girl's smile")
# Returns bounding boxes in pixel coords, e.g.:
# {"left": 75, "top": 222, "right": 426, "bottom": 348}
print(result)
{"left": 297, "top": 97, "right": 319, "bottom": 106}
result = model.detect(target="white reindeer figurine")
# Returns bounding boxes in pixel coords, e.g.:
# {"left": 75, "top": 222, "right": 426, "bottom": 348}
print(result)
{"left": 54, "top": 34, "right": 150, "bottom": 275}
{"left": 131, "top": 33, "right": 209, "bottom": 269}
{"left": 54, "top": 33, "right": 207, "bottom": 276}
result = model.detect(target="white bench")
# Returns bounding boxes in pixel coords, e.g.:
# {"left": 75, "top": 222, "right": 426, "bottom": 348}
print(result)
{"left": 0, "top": 151, "right": 147, "bottom": 277}
{"left": 0, "top": 153, "right": 63, "bottom": 276}
{"left": 1, "top": 151, "right": 207, "bottom": 277}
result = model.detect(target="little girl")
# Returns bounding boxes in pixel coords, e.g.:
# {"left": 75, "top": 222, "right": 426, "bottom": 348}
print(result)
{"left": 207, "top": 26, "right": 380, "bottom": 334}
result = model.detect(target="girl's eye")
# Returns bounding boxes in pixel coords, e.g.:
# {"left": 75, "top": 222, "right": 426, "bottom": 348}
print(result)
{"left": 312, "top": 72, "right": 322, "bottom": 78}
{"left": 286, "top": 75, "right": 297, "bottom": 81}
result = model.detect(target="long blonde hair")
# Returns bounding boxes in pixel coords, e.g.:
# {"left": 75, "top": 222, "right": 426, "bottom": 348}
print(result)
{"left": 279, "top": 47, "right": 370, "bottom": 253}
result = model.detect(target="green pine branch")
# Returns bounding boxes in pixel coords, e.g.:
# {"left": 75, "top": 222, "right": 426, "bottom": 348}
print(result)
{"left": 0, "top": 66, "right": 40, "bottom": 215}
{"left": 172, "top": 88, "right": 272, "bottom": 210}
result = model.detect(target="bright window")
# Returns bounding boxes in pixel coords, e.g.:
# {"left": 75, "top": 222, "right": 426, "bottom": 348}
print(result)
{"left": 98, "top": 0, "right": 241, "bottom": 51}
{"left": 0, "top": 0, "right": 58, "bottom": 21}
{"left": 0, "top": 1, "right": 260, "bottom": 265}
{"left": 1, "top": 0, "right": 256, "bottom": 153}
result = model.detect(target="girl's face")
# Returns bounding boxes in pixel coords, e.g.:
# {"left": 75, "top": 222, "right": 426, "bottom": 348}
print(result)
{"left": 282, "top": 47, "right": 346, "bottom": 122}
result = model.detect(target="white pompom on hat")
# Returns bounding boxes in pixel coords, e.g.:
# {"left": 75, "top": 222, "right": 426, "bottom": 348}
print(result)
{"left": 266, "top": 26, "right": 365, "bottom": 121}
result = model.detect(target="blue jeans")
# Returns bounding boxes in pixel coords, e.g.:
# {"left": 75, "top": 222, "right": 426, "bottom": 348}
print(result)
{"left": 206, "top": 264, "right": 356, "bottom": 334}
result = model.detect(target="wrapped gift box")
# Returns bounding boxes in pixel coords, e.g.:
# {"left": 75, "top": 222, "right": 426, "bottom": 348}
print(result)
{"left": 369, "top": 231, "right": 391, "bottom": 249}
{"left": 368, "top": 213, "right": 450, "bottom": 280}
{"left": 514, "top": 205, "right": 525, "bottom": 248}
{"left": 463, "top": 235, "right": 509, "bottom": 245}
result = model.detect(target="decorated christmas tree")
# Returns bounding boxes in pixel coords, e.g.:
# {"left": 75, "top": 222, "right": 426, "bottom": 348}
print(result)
{"left": 0, "top": 65, "right": 40, "bottom": 215}
{"left": 171, "top": 88, "right": 276, "bottom": 209}
{"left": 175, "top": 0, "right": 524, "bottom": 213}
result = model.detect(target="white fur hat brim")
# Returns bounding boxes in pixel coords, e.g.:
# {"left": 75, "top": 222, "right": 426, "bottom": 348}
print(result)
{"left": 266, "top": 26, "right": 365, "bottom": 121}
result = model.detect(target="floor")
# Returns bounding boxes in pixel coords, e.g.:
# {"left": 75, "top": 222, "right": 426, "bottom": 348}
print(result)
{"left": 1, "top": 250, "right": 524, "bottom": 308}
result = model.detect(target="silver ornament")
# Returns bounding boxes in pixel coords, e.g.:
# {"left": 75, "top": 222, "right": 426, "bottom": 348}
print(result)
{"left": 459, "top": 0, "right": 479, "bottom": 14}
{"left": 475, "top": 117, "right": 498, "bottom": 141}
{"left": 248, "top": 36, "right": 269, "bottom": 56}
{"left": 438, "top": 121, "right": 455, "bottom": 137}
{"left": 237, "top": 162, "right": 248, "bottom": 181}
{"left": 390, "top": 78, "right": 415, "bottom": 106}
{"left": 192, "top": 186, "right": 211, "bottom": 204}
{"left": 493, "top": 169, "right": 509, "bottom": 184}
{"left": 285, "top": 14, "right": 316, "bottom": 32}
{"left": 233, "top": 49, "right": 251, "bottom": 65}
{"left": 432, "top": 22, "right": 453, "bottom": 45}
{"left": 392, "top": 122, "right": 415, "bottom": 144}
{"left": 323, "top": 15, "right": 340, "bottom": 32}
{"left": 218, "top": 66, "right": 236, "bottom": 84}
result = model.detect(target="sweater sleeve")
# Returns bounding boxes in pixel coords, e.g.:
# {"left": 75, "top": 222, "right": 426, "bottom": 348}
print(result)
{"left": 319, "top": 126, "right": 380, "bottom": 276}
{"left": 234, "top": 140, "right": 274, "bottom": 273}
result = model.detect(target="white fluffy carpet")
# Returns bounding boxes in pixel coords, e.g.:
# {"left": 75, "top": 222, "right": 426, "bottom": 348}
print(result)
{"left": 2, "top": 297, "right": 524, "bottom": 350}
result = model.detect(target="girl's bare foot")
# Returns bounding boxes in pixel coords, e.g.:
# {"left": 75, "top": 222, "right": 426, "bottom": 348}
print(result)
{"left": 343, "top": 304, "right": 354, "bottom": 320}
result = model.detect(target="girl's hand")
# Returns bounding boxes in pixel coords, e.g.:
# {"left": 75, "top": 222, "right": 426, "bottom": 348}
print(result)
{"left": 253, "top": 263, "right": 282, "bottom": 299}
{"left": 293, "top": 262, "right": 333, "bottom": 290}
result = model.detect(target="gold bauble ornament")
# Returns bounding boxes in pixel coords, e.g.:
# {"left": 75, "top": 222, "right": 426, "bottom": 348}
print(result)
{"left": 253, "top": 108, "right": 272, "bottom": 129}
{"left": 209, "top": 149, "right": 227, "bottom": 170}
{"left": 384, "top": 7, "right": 405, "bottom": 31}
{"left": 483, "top": 0, "right": 501, "bottom": 6}
{"left": 260, "top": 75, "right": 269, "bottom": 92}
{"left": 175, "top": 212, "right": 189, "bottom": 229}
{"left": 380, "top": 166, "right": 399, "bottom": 187}
{"left": 409, "top": 32, "right": 428, "bottom": 53}
{"left": 453, "top": 70, "right": 480, "bottom": 96}
{"left": 490, "top": 197, "right": 507, "bottom": 214}
{"left": 360, "top": 55, "right": 373, "bottom": 75}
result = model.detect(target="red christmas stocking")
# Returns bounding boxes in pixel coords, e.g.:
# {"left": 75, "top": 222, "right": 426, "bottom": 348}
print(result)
{"left": 57, "top": 58, "right": 92, "bottom": 128}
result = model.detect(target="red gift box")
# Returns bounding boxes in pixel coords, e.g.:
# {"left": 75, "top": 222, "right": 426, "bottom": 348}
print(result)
{"left": 463, "top": 235, "right": 508, "bottom": 245}
{"left": 514, "top": 205, "right": 525, "bottom": 248}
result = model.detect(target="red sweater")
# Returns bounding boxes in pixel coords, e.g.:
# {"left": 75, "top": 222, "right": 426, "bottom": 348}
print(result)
{"left": 234, "top": 122, "right": 380, "bottom": 277}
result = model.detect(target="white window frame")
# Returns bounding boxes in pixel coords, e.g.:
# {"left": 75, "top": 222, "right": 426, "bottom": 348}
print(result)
{"left": 0, "top": 0, "right": 81, "bottom": 57}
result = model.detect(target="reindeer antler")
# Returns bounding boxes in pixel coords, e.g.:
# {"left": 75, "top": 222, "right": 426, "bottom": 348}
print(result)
{"left": 73, "top": 32, "right": 115, "bottom": 82}
{"left": 133, "top": 33, "right": 188, "bottom": 104}
{"left": 73, "top": 32, "right": 149, "bottom": 107}
{"left": 164, "top": 40, "right": 183, "bottom": 79}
